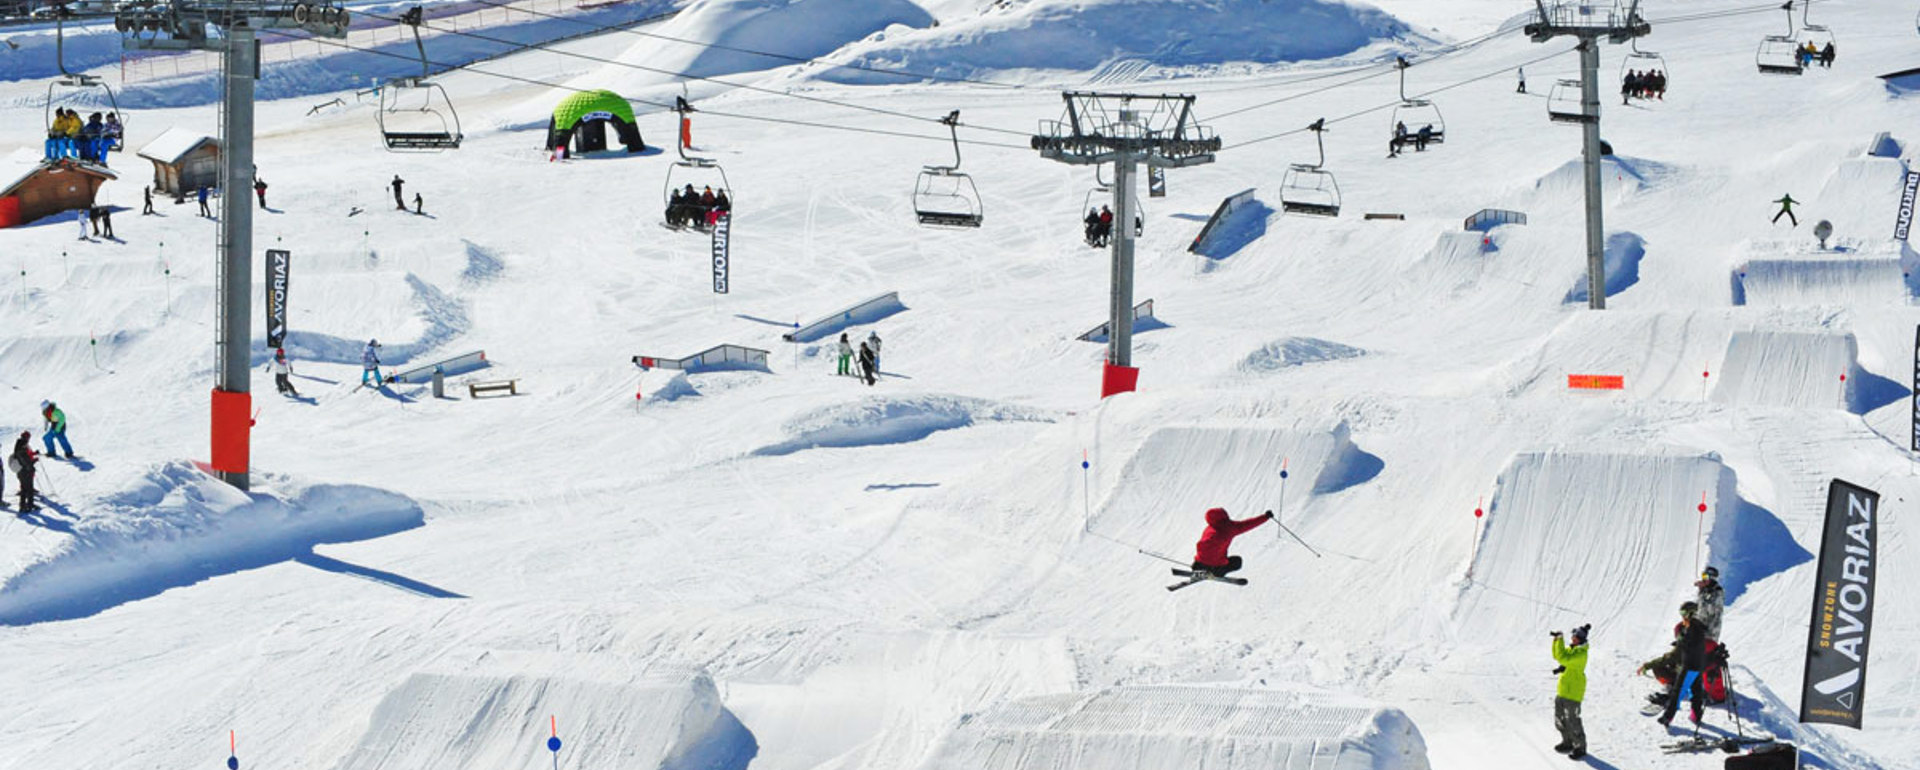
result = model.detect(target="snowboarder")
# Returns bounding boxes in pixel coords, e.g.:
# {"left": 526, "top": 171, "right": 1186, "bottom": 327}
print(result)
{"left": 12, "top": 432, "right": 36, "bottom": 513}
{"left": 866, "top": 330, "right": 882, "bottom": 372}
{"left": 836, "top": 333, "right": 852, "bottom": 377}
{"left": 96, "top": 205, "right": 114, "bottom": 240}
{"left": 40, "top": 400, "right": 72, "bottom": 459}
{"left": 412, "top": 192, "right": 424, "bottom": 215}
{"left": 269, "top": 347, "right": 299, "bottom": 396}
{"left": 142, "top": 185, "right": 154, "bottom": 215}
{"left": 1550, "top": 624, "right": 1590, "bottom": 760}
{"left": 1657, "top": 601, "right": 1710, "bottom": 727}
{"left": 1517, "top": 66, "right": 1526, "bottom": 94}
{"left": 1695, "top": 567, "right": 1724, "bottom": 640}
{"left": 391, "top": 175, "right": 406, "bottom": 210}
{"left": 361, "top": 339, "right": 383, "bottom": 386}
{"left": 857, "top": 341, "right": 876, "bottom": 386}
{"left": 254, "top": 177, "right": 268, "bottom": 209}
{"left": 1191, "top": 507, "right": 1274, "bottom": 577}
{"left": 1771, "top": 194, "right": 1798, "bottom": 226}
{"left": 197, "top": 184, "right": 212, "bottom": 218}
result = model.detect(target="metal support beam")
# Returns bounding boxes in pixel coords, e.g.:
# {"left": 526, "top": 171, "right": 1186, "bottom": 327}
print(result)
{"left": 215, "top": 26, "right": 256, "bottom": 490}
{"left": 1109, "top": 154, "right": 1136, "bottom": 367}
{"left": 1578, "top": 39, "right": 1606, "bottom": 310}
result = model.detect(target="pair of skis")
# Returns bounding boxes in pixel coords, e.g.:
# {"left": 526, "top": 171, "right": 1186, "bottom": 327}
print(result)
{"left": 1166, "top": 568, "right": 1247, "bottom": 592}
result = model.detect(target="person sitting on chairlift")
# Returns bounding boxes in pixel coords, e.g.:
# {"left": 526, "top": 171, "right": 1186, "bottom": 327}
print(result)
{"left": 1389, "top": 120, "right": 1408, "bottom": 158}
{"left": 1415, "top": 124, "right": 1433, "bottom": 152}
{"left": 1083, "top": 207, "right": 1101, "bottom": 246}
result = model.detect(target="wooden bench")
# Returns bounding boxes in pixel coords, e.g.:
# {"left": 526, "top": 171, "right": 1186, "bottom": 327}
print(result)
{"left": 468, "top": 379, "right": 519, "bottom": 398}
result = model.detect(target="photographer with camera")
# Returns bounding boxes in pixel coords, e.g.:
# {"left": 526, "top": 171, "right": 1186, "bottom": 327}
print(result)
{"left": 1549, "top": 623, "right": 1591, "bottom": 760}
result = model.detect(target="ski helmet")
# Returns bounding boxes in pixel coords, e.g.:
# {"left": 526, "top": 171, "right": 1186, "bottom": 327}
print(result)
{"left": 1679, "top": 601, "right": 1699, "bottom": 616}
{"left": 38, "top": 400, "right": 50, "bottom": 410}
{"left": 1702, "top": 566, "right": 1719, "bottom": 580}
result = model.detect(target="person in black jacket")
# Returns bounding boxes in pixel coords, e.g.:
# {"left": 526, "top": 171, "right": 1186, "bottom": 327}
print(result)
{"left": 857, "top": 341, "right": 877, "bottom": 386}
{"left": 1658, "top": 601, "right": 1709, "bottom": 726}
{"left": 12, "top": 431, "right": 37, "bottom": 513}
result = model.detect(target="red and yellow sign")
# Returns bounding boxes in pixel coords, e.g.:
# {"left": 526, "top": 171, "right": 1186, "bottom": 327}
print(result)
{"left": 1567, "top": 374, "right": 1625, "bottom": 390}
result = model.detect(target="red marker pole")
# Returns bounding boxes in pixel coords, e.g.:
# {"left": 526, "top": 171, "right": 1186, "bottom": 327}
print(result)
{"left": 1695, "top": 492, "right": 1708, "bottom": 572}
{"left": 1468, "top": 497, "right": 1485, "bottom": 579}
{"left": 1701, "top": 364, "right": 1711, "bottom": 401}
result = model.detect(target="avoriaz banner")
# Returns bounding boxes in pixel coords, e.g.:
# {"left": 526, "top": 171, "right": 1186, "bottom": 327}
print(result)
{"left": 711, "top": 213, "right": 730, "bottom": 294}
{"left": 1800, "top": 479, "right": 1880, "bottom": 729}
{"left": 265, "top": 249, "right": 290, "bottom": 348}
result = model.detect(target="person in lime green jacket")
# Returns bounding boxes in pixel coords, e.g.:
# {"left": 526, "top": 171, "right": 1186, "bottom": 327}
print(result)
{"left": 1551, "top": 623, "right": 1591, "bottom": 760}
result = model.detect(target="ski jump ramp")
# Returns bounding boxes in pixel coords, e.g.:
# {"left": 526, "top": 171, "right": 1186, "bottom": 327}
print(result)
{"left": 332, "top": 653, "right": 755, "bottom": 770}
{"left": 918, "top": 685, "right": 1429, "bottom": 770}
{"left": 1710, "top": 330, "right": 1858, "bottom": 410}
{"left": 1461, "top": 451, "right": 1735, "bottom": 643}
{"left": 1730, "top": 239, "right": 1915, "bottom": 307}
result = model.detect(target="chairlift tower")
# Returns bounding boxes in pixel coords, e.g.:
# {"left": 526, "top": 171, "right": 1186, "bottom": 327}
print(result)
{"left": 115, "top": 1, "right": 351, "bottom": 490}
{"left": 1032, "top": 93, "right": 1218, "bottom": 369}
{"left": 1525, "top": 0, "right": 1649, "bottom": 310}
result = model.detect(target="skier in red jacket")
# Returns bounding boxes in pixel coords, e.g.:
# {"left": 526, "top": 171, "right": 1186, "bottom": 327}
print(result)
{"left": 1192, "top": 507, "right": 1274, "bottom": 577}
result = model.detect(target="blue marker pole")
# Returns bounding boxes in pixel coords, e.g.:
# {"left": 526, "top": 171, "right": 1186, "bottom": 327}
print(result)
{"left": 228, "top": 730, "right": 239, "bottom": 770}
{"left": 1275, "top": 458, "right": 1289, "bottom": 540}
{"left": 1081, "top": 450, "right": 1091, "bottom": 525}
{"left": 547, "top": 715, "right": 562, "bottom": 770}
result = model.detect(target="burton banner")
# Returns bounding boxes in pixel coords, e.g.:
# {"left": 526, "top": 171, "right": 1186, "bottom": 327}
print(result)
{"left": 1896, "top": 170, "right": 1920, "bottom": 241}
{"left": 265, "top": 249, "right": 290, "bottom": 348}
{"left": 711, "top": 213, "right": 730, "bottom": 294}
{"left": 1800, "top": 479, "right": 1880, "bottom": 729}
{"left": 1912, "top": 326, "right": 1919, "bottom": 452}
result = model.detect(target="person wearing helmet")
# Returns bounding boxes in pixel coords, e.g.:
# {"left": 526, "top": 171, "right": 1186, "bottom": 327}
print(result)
{"left": 361, "top": 339, "right": 383, "bottom": 387}
{"left": 269, "top": 348, "right": 300, "bottom": 397}
{"left": 1657, "top": 601, "right": 1710, "bottom": 727}
{"left": 39, "top": 400, "right": 72, "bottom": 459}
{"left": 12, "top": 430, "right": 37, "bottom": 512}
{"left": 1191, "top": 507, "right": 1274, "bottom": 577}
{"left": 1549, "top": 623, "right": 1590, "bottom": 760}
{"left": 1695, "top": 566, "right": 1724, "bottom": 641}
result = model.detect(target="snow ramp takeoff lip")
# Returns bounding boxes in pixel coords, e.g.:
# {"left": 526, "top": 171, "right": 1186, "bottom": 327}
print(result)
{"left": 1710, "top": 330, "right": 1903, "bottom": 413}
{"left": 917, "top": 685, "right": 1429, "bottom": 770}
{"left": 1729, "top": 240, "right": 1915, "bottom": 307}
{"left": 333, "top": 653, "right": 755, "bottom": 770}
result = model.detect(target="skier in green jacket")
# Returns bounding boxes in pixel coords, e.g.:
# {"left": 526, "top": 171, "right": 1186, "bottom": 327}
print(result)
{"left": 39, "top": 400, "right": 73, "bottom": 459}
{"left": 1550, "top": 623, "right": 1591, "bottom": 760}
{"left": 1771, "top": 194, "right": 1799, "bottom": 226}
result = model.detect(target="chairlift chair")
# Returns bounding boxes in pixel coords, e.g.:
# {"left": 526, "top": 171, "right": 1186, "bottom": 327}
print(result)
{"left": 1619, "top": 38, "right": 1668, "bottom": 98}
{"left": 1755, "top": 2, "right": 1804, "bottom": 75}
{"left": 43, "top": 7, "right": 124, "bottom": 155}
{"left": 1279, "top": 119, "right": 1341, "bottom": 217}
{"left": 1546, "top": 78, "right": 1593, "bottom": 123}
{"left": 1798, "top": 0, "right": 1835, "bottom": 51}
{"left": 1389, "top": 56, "right": 1445, "bottom": 145}
{"left": 912, "top": 111, "right": 983, "bottom": 228}
{"left": 662, "top": 102, "right": 733, "bottom": 232}
{"left": 378, "top": 6, "right": 463, "bottom": 151}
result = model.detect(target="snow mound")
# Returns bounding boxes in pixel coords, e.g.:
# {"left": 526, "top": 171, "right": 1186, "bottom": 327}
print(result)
{"left": 334, "top": 653, "right": 755, "bottom": 770}
{"left": 751, "top": 395, "right": 1055, "bottom": 456}
{"left": 1530, "top": 155, "right": 1675, "bottom": 204}
{"left": 1461, "top": 450, "right": 1805, "bottom": 643}
{"left": 1812, "top": 157, "right": 1910, "bottom": 237}
{"left": 819, "top": 0, "right": 1418, "bottom": 85}
{"left": 919, "top": 685, "right": 1429, "bottom": 770}
{"left": 1711, "top": 330, "right": 1906, "bottom": 414}
{"left": 647, "top": 370, "right": 701, "bottom": 403}
{"left": 1562, "top": 231, "right": 1645, "bottom": 304}
{"left": 614, "top": 0, "right": 934, "bottom": 86}
{"left": 1730, "top": 240, "right": 1914, "bottom": 307}
{"left": 1239, "top": 336, "right": 1367, "bottom": 374}
{"left": 0, "top": 462, "right": 423, "bottom": 625}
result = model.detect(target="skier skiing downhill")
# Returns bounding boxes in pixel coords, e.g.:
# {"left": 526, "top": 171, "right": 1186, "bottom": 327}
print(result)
{"left": 39, "top": 400, "right": 72, "bottom": 459}
{"left": 1191, "top": 507, "right": 1274, "bottom": 577}
{"left": 361, "top": 339, "right": 383, "bottom": 386}
{"left": 269, "top": 348, "right": 299, "bottom": 397}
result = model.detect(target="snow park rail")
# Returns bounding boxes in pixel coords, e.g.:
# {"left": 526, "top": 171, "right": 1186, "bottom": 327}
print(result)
{"left": 1077, "top": 300, "right": 1156, "bottom": 342}
{"left": 633, "top": 344, "right": 770, "bottom": 373}
{"left": 387, "top": 350, "right": 489, "bottom": 384}
{"left": 781, "top": 292, "right": 906, "bottom": 343}
{"left": 1188, "top": 188, "right": 1256, "bottom": 254}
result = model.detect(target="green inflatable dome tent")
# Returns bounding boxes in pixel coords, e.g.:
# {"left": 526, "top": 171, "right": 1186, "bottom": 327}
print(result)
{"left": 546, "top": 90, "right": 647, "bottom": 155}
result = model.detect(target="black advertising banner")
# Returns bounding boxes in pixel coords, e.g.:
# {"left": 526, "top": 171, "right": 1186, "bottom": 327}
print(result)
{"left": 711, "top": 213, "right": 730, "bottom": 294}
{"left": 1895, "top": 170, "right": 1919, "bottom": 241}
{"left": 265, "top": 249, "right": 290, "bottom": 348}
{"left": 1912, "top": 326, "right": 1919, "bottom": 452}
{"left": 1148, "top": 167, "right": 1166, "bottom": 198}
{"left": 1800, "top": 479, "right": 1880, "bottom": 729}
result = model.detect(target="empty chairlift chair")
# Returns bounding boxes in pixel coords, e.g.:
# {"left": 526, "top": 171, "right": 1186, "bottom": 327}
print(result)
{"left": 1546, "top": 78, "right": 1593, "bottom": 123}
{"left": 1389, "top": 56, "right": 1445, "bottom": 147}
{"left": 378, "top": 6, "right": 463, "bottom": 151}
{"left": 912, "top": 111, "right": 983, "bottom": 228}
{"left": 1279, "top": 119, "right": 1341, "bottom": 217}
{"left": 1755, "top": 2, "right": 1804, "bottom": 75}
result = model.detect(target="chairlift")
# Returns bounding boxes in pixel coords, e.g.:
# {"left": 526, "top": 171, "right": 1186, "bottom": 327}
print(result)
{"left": 43, "top": 6, "right": 123, "bottom": 158}
{"left": 662, "top": 97, "right": 733, "bottom": 232}
{"left": 1389, "top": 56, "right": 1445, "bottom": 147}
{"left": 912, "top": 111, "right": 982, "bottom": 228}
{"left": 1077, "top": 164, "right": 1145, "bottom": 247}
{"left": 1546, "top": 78, "right": 1593, "bottom": 123}
{"left": 1279, "top": 119, "right": 1340, "bottom": 217}
{"left": 1619, "top": 38, "right": 1668, "bottom": 100}
{"left": 1755, "top": 2, "right": 1804, "bottom": 75}
{"left": 1799, "top": 0, "right": 1835, "bottom": 51}
{"left": 378, "top": 6, "right": 463, "bottom": 151}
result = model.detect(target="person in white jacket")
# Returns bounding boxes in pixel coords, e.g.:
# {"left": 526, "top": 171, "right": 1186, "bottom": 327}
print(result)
{"left": 866, "top": 330, "right": 882, "bottom": 372}
{"left": 836, "top": 333, "right": 853, "bottom": 377}
{"left": 269, "top": 348, "right": 299, "bottom": 396}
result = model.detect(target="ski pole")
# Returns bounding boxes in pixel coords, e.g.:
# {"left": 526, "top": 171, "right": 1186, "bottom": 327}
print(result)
{"left": 1272, "top": 516, "right": 1321, "bottom": 558}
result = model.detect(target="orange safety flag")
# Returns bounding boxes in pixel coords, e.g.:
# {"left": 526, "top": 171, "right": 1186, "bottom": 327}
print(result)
{"left": 1567, "top": 374, "right": 1625, "bottom": 390}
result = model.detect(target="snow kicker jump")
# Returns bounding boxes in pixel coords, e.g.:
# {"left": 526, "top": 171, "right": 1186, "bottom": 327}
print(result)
{"left": 781, "top": 291, "right": 907, "bottom": 343}
{"left": 1710, "top": 330, "right": 1877, "bottom": 411}
{"left": 1730, "top": 240, "right": 1914, "bottom": 307}
{"left": 917, "top": 685, "right": 1429, "bottom": 770}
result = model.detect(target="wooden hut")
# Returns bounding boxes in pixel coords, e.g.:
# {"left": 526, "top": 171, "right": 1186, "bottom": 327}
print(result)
{"left": 137, "top": 127, "right": 221, "bottom": 196}
{"left": 0, "top": 157, "right": 117, "bottom": 229}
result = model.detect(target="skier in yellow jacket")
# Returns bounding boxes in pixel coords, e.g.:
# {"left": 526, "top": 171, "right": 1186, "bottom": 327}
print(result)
{"left": 1550, "top": 623, "right": 1591, "bottom": 760}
